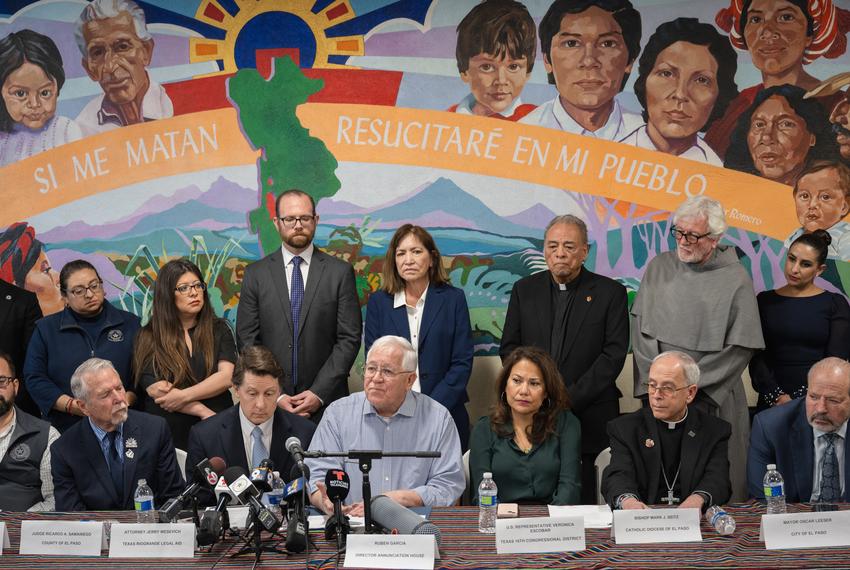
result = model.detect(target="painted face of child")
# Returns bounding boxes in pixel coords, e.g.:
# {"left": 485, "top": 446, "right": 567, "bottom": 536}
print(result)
{"left": 461, "top": 52, "right": 529, "bottom": 116}
{"left": 2, "top": 61, "right": 58, "bottom": 130}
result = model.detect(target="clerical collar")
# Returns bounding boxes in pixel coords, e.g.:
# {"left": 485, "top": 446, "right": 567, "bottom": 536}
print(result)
{"left": 659, "top": 407, "right": 688, "bottom": 430}
{"left": 551, "top": 268, "right": 582, "bottom": 292}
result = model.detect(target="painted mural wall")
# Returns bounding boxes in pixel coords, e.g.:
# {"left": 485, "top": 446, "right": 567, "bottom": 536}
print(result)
{"left": 1, "top": 0, "right": 848, "bottom": 365}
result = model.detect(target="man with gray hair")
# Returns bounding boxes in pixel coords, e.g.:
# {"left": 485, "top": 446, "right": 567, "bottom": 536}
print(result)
{"left": 501, "top": 213, "right": 629, "bottom": 503}
{"left": 747, "top": 357, "right": 850, "bottom": 502}
{"left": 603, "top": 351, "right": 732, "bottom": 510}
{"left": 74, "top": 0, "right": 173, "bottom": 136}
{"left": 631, "top": 196, "right": 763, "bottom": 501}
{"left": 51, "top": 358, "right": 184, "bottom": 511}
{"left": 306, "top": 335, "right": 465, "bottom": 515}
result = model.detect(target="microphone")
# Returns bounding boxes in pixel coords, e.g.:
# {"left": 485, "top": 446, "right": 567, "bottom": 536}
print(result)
{"left": 227, "top": 467, "right": 279, "bottom": 532}
{"left": 284, "top": 471, "right": 308, "bottom": 553}
{"left": 285, "top": 436, "right": 310, "bottom": 476}
{"left": 250, "top": 458, "right": 275, "bottom": 493}
{"left": 160, "top": 456, "right": 227, "bottom": 522}
{"left": 324, "top": 468, "right": 351, "bottom": 542}
{"left": 371, "top": 495, "right": 442, "bottom": 547}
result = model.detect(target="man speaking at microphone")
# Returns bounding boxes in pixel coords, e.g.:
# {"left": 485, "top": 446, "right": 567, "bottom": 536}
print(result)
{"left": 306, "top": 336, "right": 465, "bottom": 516}
{"left": 186, "top": 346, "right": 315, "bottom": 505}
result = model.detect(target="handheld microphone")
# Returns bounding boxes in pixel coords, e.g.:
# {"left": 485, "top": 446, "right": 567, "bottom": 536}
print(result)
{"left": 227, "top": 467, "right": 279, "bottom": 532}
{"left": 324, "top": 468, "right": 351, "bottom": 542}
{"left": 284, "top": 470, "right": 308, "bottom": 553}
{"left": 285, "top": 436, "right": 310, "bottom": 476}
{"left": 160, "top": 456, "right": 227, "bottom": 522}
{"left": 371, "top": 495, "right": 442, "bottom": 547}
{"left": 249, "top": 458, "right": 275, "bottom": 493}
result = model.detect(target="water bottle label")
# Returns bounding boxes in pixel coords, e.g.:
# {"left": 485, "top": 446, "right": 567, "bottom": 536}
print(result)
{"left": 135, "top": 498, "right": 154, "bottom": 512}
{"left": 268, "top": 493, "right": 281, "bottom": 505}
{"left": 763, "top": 483, "right": 784, "bottom": 497}
{"left": 480, "top": 495, "right": 498, "bottom": 507}
{"left": 710, "top": 510, "right": 726, "bottom": 525}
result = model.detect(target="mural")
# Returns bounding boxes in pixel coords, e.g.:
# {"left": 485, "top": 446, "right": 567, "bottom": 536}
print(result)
{"left": 1, "top": 0, "right": 849, "bottom": 361}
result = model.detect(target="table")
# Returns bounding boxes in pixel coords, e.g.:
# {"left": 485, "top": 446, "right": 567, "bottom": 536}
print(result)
{"left": 0, "top": 502, "right": 847, "bottom": 568}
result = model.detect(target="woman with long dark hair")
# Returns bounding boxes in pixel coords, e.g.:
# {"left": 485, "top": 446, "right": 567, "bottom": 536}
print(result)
{"left": 133, "top": 259, "right": 236, "bottom": 449}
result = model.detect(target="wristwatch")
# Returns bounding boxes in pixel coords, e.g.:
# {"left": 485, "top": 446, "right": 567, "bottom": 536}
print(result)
{"left": 615, "top": 493, "right": 639, "bottom": 509}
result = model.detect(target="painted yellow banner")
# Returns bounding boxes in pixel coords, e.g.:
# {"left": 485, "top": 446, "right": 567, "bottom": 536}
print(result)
{"left": 0, "top": 109, "right": 259, "bottom": 226}
{"left": 298, "top": 103, "right": 797, "bottom": 240}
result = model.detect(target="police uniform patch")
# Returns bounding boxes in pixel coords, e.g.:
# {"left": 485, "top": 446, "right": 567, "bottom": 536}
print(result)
{"left": 10, "top": 443, "right": 31, "bottom": 462}
{"left": 107, "top": 329, "right": 124, "bottom": 342}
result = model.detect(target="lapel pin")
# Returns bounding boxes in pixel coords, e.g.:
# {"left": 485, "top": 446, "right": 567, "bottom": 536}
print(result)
{"left": 125, "top": 449, "right": 134, "bottom": 459}
{"left": 4, "top": 295, "right": 10, "bottom": 300}
{"left": 125, "top": 437, "right": 138, "bottom": 449}
{"left": 688, "top": 430, "right": 696, "bottom": 437}
{"left": 645, "top": 438, "right": 655, "bottom": 448}
{"left": 586, "top": 296, "right": 592, "bottom": 302}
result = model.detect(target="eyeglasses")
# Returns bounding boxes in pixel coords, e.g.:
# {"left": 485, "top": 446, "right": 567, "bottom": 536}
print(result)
{"left": 67, "top": 280, "right": 103, "bottom": 298}
{"left": 670, "top": 226, "right": 712, "bottom": 245}
{"left": 643, "top": 382, "right": 691, "bottom": 397}
{"left": 175, "top": 282, "right": 206, "bottom": 295}
{"left": 363, "top": 364, "right": 413, "bottom": 379}
{"left": 278, "top": 215, "right": 316, "bottom": 228}
{"left": 0, "top": 376, "right": 16, "bottom": 388}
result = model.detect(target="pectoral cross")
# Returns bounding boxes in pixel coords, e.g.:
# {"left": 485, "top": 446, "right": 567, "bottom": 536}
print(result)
{"left": 661, "top": 489, "right": 680, "bottom": 505}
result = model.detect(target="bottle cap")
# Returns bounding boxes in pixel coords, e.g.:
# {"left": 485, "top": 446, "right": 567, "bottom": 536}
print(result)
{"left": 766, "top": 464, "right": 776, "bottom": 471}
{"left": 483, "top": 472, "right": 492, "bottom": 479}
{"left": 138, "top": 479, "right": 147, "bottom": 485}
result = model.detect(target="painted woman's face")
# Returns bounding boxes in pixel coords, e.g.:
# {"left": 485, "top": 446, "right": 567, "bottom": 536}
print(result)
{"left": 23, "top": 250, "right": 62, "bottom": 315}
{"left": 2, "top": 62, "right": 58, "bottom": 130}
{"left": 747, "top": 95, "right": 815, "bottom": 185}
{"left": 743, "top": 0, "right": 811, "bottom": 79}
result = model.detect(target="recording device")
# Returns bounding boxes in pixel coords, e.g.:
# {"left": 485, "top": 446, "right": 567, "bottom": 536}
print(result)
{"left": 285, "top": 436, "right": 310, "bottom": 476}
{"left": 284, "top": 470, "right": 308, "bottom": 553}
{"left": 197, "top": 509, "right": 223, "bottom": 546}
{"left": 324, "top": 468, "right": 351, "bottom": 543}
{"left": 370, "top": 495, "right": 442, "bottom": 547}
{"left": 249, "top": 458, "right": 275, "bottom": 493}
{"left": 227, "top": 467, "right": 279, "bottom": 532}
{"left": 160, "top": 456, "right": 227, "bottom": 522}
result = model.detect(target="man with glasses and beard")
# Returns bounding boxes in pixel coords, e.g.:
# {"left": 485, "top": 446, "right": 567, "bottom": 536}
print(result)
{"left": 237, "top": 189, "right": 361, "bottom": 422}
{"left": 51, "top": 358, "right": 184, "bottom": 511}
{"left": 631, "top": 196, "right": 763, "bottom": 501}
{"left": 0, "top": 351, "right": 58, "bottom": 511}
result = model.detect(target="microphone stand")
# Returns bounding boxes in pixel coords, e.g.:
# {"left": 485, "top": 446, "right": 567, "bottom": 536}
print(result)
{"left": 232, "top": 503, "right": 284, "bottom": 567}
{"left": 305, "top": 449, "right": 440, "bottom": 533}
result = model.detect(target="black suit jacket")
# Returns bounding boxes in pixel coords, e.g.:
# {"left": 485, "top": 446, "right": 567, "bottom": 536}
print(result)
{"left": 602, "top": 407, "right": 732, "bottom": 507}
{"left": 186, "top": 405, "right": 317, "bottom": 505}
{"left": 0, "top": 279, "right": 42, "bottom": 416}
{"left": 500, "top": 267, "right": 629, "bottom": 454}
{"left": 236, "top": 248, "right": 361, "bottom": 411}
{"left": 51, "top": 410, "right": 185, "bottom": 511}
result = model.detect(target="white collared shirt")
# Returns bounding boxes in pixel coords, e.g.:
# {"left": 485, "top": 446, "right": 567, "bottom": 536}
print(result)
{"left": 520, "top": 95, "right": 642, "bottom": 141}
{"left": 75, "top": 77, "right": 174, "bottom": 137}
{"left": 238, "top": 406, "right": 275, "bottom": 468}
{"left": 452, "top": 92, "right": 524, "bottom": 118}
{"left": 618, "top": 125, "right": 723, "bottom": 166}
{"left": 811, "top": 421, "right": 847, "bottom": 500}
{"left": 393, "top": 287, "right": 428, "bottom": 393}
{"left": 281, "top": 243, "right": 314, "bottom": 299}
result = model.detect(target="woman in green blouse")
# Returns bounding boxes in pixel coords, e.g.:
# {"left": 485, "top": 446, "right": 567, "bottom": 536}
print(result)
{"left": 469, "top": 346, "right": 581, "bottom": 504}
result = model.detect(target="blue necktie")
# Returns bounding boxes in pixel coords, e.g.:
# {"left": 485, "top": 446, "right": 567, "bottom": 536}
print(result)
{"left": 106, "top": 431, "right": 123, "bottom": 498}
{"left": 251, "top": 426, "right": 269, "bottom": 466}
{"left": 820, "top": 432, "right": 841, "bottom": 502}
{"left": 290, "top": 255, "right": 304, "bottom": 392}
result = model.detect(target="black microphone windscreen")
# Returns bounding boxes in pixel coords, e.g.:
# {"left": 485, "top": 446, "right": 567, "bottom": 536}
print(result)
{"left": 370, "top": 495, "right": 442, "bottom": 546}
{"left": 221, "top": 465, "right": 247, "bottom": 485}
{"left": 324, "top": 469, "right": 350, "bottom": 502}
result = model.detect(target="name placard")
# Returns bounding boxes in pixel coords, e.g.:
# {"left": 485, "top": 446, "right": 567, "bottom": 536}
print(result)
{"left": 19, "top": 520, "right": 104, "bottom": 556}
{"left": 0, "top": 522, "right": 9, "bottom": 554}
{"left": 762, "top": 511, "right": 850, "bottom": 550}
{"left": 344, "top": 534, "right": 434, "bottom": 569}
{"left": 613, "top": 508, "right": 702, "bottom": 544}
{"left": 108, "top": 523, "right": 195, "bottom": 558}
{"left": 496, "top": 516, "right": 585, "bottom": 554}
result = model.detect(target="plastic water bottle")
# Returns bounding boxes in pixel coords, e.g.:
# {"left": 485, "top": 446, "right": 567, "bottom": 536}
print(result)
{"left": 267, "top": 471, "right": 285, "bottom": 518}
{"left": 134, "top": 479, "right": 157, "bottom": 523}
{"left": 478, "top": 472, "right": 498, "bottom": 534}
{"left": 763, "top": 464, "right": 787, "bottom": 514}
{"left": 705, "top": 505, "right": 736, "bottom": 535}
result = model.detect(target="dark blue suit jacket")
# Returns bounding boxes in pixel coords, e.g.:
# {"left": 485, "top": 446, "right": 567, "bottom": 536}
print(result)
{"left": 186, "top": 405, "right": 316, "bottom": 505}
{"left": 747, "top": 397, "right": 850, "bottom": 502}
{"left": 364, "top": 284, "right": 473, "bottom": 446}
{"left": 51, "top": 410, "right": 185, "bottom": 511}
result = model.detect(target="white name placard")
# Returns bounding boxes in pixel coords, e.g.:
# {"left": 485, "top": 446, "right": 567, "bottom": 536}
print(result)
{"left": 762, "top": 511, "right": 850, "bottom": 550}
{"left": 344, "top": 534, "right": 434, "bottom": 569}
{"left": 496, "top": 516, "right": 585, "bottom": 554}
{"left": 108, "top": 523, "right": 195, "bottom": 558}
{"left": 613, "top": 508, "right": 702, "bottom": 544}
{"left": 0, "top": 522, "right": 9, "bottom": 554}
{"left": 19, "top": 520, "right": 104, "bottom": 556}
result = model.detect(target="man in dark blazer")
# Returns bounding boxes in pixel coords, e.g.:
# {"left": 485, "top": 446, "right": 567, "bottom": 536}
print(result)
{"left": 500, "top": 214, "right": 629, "bottom": 503}
{"left": 51, "top": 358, "right": 184, "bottom": 511}
{"left": 0, "top": 279, "right": 42, "bottom": 416}
{"left": 747, "top": 357, "right": 850, "bottom": 502}
{"left": 237, "top": 189, "right": 361, "bottom": 420}
{"left": 187, "top": 346, "right": 316, "bottom": 505}
{"left": 603, "top": 351, "right": 731, "bottom": 510}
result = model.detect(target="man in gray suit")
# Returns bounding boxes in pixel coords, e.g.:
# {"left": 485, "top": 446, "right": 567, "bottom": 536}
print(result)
{"left": 237, "top": 190, "right": 361, "bottom": 420}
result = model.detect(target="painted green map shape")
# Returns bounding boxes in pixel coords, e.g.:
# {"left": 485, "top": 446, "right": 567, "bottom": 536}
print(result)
{"left": 228, "top": 56, "right": 340, "bottom": 255}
